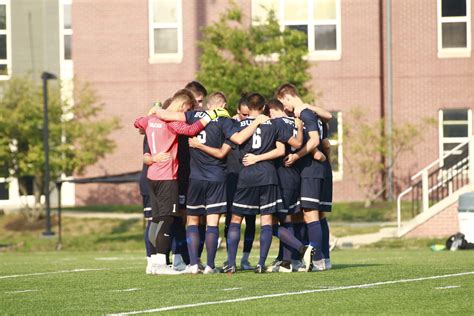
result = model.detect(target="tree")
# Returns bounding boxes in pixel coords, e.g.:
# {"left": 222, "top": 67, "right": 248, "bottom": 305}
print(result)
{"left": 0, "top": 77, "right": 120, "bottom": 221}
{"left": 343, "top": 108, "right": 433, "bottom": 207}
{"left": 197, "top": 3, "right": 312, "bottom": 113}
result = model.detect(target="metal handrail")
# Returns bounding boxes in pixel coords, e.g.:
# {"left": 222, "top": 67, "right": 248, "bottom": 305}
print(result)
{"left": 411, "top": 137, "right": 472, "bottom": 180}
{"left": 397, "top": 186, "right": 412, "bottom": 229}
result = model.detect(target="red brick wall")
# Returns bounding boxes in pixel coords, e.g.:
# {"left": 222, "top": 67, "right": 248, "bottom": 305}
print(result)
{"left": 405, "top": 203, "right": 460, "bottom": 238}
{"left": 71, "top": 0, "right": 474, "bottom": 205}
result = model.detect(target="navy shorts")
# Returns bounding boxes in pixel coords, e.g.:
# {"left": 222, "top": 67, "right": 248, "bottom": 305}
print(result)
{"left": 279, "top": 188, "right": 300, "bottom": 215}
{"left": 232, "top": 185, "right": 283, "bottom": 216}
{"left": 186, "top": 179, "right": 227, "bottom": 216}
{"left": 142, "top": 195, "right": 152, "bottom": 219}
{"left": 300, "top": 177, "right": 332, "bottom": 212}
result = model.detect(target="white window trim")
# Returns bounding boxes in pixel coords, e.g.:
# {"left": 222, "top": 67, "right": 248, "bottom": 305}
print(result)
{"left": 437, "top": 0, "right": 472, "bottom": 58}
{"left": 148, "top": 0, "right": 183, "bottom": 64}
{"left": 252, "top": 0, "right": 341, "bottom": 61}
{"left": 0, "top": 0, "right": 11, "bottom": 80}
{"left": 438, "top": 108, "right": 472, "bottom": 165}
{"left": 329, "top": 111, "right": 343, "bottom": 181}
{"left": 59, "top": 0, "right": 73, "bottom": 79}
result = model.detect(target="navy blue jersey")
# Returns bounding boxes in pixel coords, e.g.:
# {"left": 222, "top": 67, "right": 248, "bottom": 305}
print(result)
{"left": 176, "top": 111, "right": 199, "bottom": 185}
{"left": 234, "top": 117, "right": 290, "bottom": 188}
{"left": 321, "top": 122, "right": 333, "bottom": 178}
{"left": 298, "top": 109, "right": 325, "bottom": 179}
{"left": 139, "top": 137, "right": 150, "bottom": 196}
{"left": 226, "top": 119, "right": 242, "bottom": 175}
{"left": 189, "top": 113, "right": 235, "bottom": 182}
{"left": 272, "top": 117, "right": 301, "bottom": 190}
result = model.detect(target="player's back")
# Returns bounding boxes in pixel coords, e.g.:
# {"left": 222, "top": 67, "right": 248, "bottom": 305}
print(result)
{"left": 236, "top": 118, "right": 278, "bottom": 188}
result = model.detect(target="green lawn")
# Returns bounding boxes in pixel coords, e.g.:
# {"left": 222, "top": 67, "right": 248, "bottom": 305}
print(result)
{"left": 1, "top": 249, "right": 473, "bottom": 315}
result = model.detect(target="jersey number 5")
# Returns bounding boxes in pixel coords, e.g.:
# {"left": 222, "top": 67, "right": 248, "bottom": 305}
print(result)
{"left": 252, "top": 128, "right": 262, "bottom": 149}
{"left": 197, "top": 131, "right": 206, "bottom": 144}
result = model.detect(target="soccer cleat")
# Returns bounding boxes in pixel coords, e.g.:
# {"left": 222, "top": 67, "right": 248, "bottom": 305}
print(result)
{"left": 203, "top": 266, "right": 220, "bottom": 274}
{"left": 222, "top": 265, "right": 236, "bottom": 274}
{"left": 266, "top": 259, "right": 282, "bottom": 272}
{"left": 324, "top": 258, "right": 332, "bottom": 270}
{"left": 275, "top": 260, "right": 292, "bottom": 273}
{"left": 197, "top": 259, "right": 205, "bottom": 271}
{"left": 302, "top": 245, "right": 314, "bottom": 272}
{"left": 291, "top": 260, "right": 306, "bottom": 272}
{"left": 311, "top": 259, "right": 326, "bottom": 272}
{"left": 330, "top": 238, "right": 338, "bottom": 252}
{"left": 254, "top": 264, "right": 266, "bottom": 274}
{"left": 217, "top": 237, "right": 223, "bottom": 249}
{"left": 173, "top": 261, "right": 187, "bottom": 272}
{"left": 240, "top": 260, "right": 254, "bottom": 271}
{"left": 182, "top": 264, "right": 201, "bottom": 275}
{"left": 152, "top": 264, "right": 183, "bottom": 275}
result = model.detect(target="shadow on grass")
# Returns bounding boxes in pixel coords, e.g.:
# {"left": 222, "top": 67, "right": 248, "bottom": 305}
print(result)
{"left": 330, "top": 263, "right": 384, "bottom": 270}
{"left": 111, "top": 219, "right": 139, "bottom": 234}
{"left": 95, "top": 233, "right": 144, "bottom": 243}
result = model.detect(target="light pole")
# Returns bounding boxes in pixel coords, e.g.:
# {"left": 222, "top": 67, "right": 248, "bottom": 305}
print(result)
{"left": 41, "top": 71, "right": 57, "bottom": 237}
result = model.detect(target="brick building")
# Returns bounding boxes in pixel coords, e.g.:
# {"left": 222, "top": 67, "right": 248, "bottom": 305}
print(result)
{"left": 1, "top": 0, "right": 473, "bottom": 218}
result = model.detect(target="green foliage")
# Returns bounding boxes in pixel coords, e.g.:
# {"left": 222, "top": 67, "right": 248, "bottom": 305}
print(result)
{"left": 197, "top": 3, "right": 312, "bottom": 113}
{"left": 0, "top": 77, "right": 120, "bottom": 214}
{"left": 344, "top": 108, "right": 429, "bottom": 206}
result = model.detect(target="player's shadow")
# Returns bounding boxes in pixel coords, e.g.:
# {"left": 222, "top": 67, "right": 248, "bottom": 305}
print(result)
{"left": 329, "top": 263, "right": 383, "bottom": 270}
{"left": 111, "top": 219, "right": 139, "bottom": 234}
{"left": 95, "top": 233, "right": 143, "bottom": 243}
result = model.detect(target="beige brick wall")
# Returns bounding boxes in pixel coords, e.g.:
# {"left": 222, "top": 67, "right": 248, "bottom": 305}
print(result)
{"left": 405, "top": 203, "right": 460, "bottom": 238}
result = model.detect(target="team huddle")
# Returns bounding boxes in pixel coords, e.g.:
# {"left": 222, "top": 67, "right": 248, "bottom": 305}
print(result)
{"left": 134, "top": 81, "right": 333, "bottom": 275}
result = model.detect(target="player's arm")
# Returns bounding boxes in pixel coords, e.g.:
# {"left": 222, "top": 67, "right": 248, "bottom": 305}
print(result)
{"left": 168, "top": 109, "right": 230, "bottom": 136}
{"left": 229, "top": 115, "right": 270, "bottom": 145}
{"left": 242, "top": 142, "right": 285, "bottom": 166}
{"left": 284, "top": 131, "right": 320, "bottom": 167}
{"left": 189, "top": 140, "right": 232, "bottom": 159}
{"left": 312, "top": 138, "right": 330, "bottom": 161}
{"left": 302, "top": 105, "right": 332, "bottom": 123}
{"left": 151, "top": 108, "right": 187, "bottom": 122}
{"left": 134, "top": 116, "right": 149, "bottom": 129}
{"left": 286, "top": 118, "right": 303, "bottom": 149}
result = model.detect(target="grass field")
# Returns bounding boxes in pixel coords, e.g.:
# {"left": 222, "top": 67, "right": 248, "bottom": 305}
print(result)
{"left": 1, "top": 249, "right": 473, "bottom": 315}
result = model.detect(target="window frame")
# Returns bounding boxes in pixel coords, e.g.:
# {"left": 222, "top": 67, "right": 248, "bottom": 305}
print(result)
{"left": 252, "top": 0, "right": 342, "bottom": 61}
{"left": 328, "top": 111, "right": 343, "bottom": 181}
{"left": 438, "top": 108, "right": 472, "bottom": 166}
{"left": 437, "top": 0, "right": 472, "bottom": 58}
{"left": 0, "top": 0, "right": 11, "bottom": 80}
{"left": 148, "top": 0, "right": 183, "bottom": 64}
{"left": 59, "top": 0, "right": 73, "bottom": 79}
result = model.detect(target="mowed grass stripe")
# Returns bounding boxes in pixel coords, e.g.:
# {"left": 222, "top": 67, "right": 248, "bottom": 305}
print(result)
{"left": 108, "top": 271, "right": 474, "bottom": 315}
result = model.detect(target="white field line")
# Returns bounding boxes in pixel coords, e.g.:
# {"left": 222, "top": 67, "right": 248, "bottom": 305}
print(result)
{"left": 435, "top": 285, "right": 461, "bottom": 290}
{"left": 108, "top": 271, "right": 474, "bottom": 315}
{"left": 113, "top": 288, "right": 141, "bottom": 292}
{"left": 221, "top": 288, "right": 242, "bottom": 291}
{"left": 5, "top": 289, "right": 40, "bottom": 294}
{"left": 0, "top": 268, "right": 109, "bottom": 280}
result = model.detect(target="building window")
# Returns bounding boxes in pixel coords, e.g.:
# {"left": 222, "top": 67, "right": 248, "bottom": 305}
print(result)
{"left": 438, "top": 0, "right": 471, "bottom": 58}
{"left": 148, "top": 0, "right": 183, "bottom": 63}
{"left": 439, "top": 109, "right": 472, "bottom": 168}
{"left": 0, "top": 0, "right": 11, "bottom": 79}
{"left": 328, "top": 111, "right": 343, "bottom": 180}
{"left": 252, "top": 0, "right": 341, "bottom": 61}
{"left": 62, "top": 0, "right": 72, "bottom": 61}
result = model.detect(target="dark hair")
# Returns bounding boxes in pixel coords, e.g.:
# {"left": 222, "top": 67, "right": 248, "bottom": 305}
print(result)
{"left": 275, "top": 83, "right": 299, "bottom": 99}
{"left": 238, "top": 93, "right": 249, "bottom": 110}
{"left": 185, "top": 81, "right": 208, "bottom": 97}
{"left": 247, "top": 93, "right": 266, "bottom": 111}
{"left": 266, "top": 99, "right": 284, "bottom": 111}
{"left": 162, "top": 98, "right": 172, "bottom": 110}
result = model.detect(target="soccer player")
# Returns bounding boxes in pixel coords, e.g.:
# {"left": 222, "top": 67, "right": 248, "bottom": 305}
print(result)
{"left": 225, "top": 93, "right": 313, "bottom": 274}
{"left": 134, "top": 89, "right": 229, "bottom": 275}
{"left": 276, "top": 83, "right": 333, "bottom": 271}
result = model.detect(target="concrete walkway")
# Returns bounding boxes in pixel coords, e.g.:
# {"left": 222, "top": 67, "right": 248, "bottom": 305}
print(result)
{"left": 336, "top": 227, "right": 398, "bottom": 248}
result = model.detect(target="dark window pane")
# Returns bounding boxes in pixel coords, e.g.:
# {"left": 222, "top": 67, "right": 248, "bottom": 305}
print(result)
{"left": 64, "top": 4, "right": 72, "bottom": 29}
{"left": 64, "top": 35, "right": 71, "bottom": 60}
{"left": 0, "top": 34, "right": 6, "bottom": 59}
{"left": 314, "top": 24, "right": 337, "bottom": 50}
{"left": 0, "top": 5, "right": 6, "bottom": 30}
{"left": 442, "top": 22, "right": 467, "bottom": 48}
{"left": 0, "top": 64, "right": 7, "bottom": 75}
{"left": 443, "top": 109, "right": 468, "bottom": 121}
{"left": 0, "top": 182, "right": 8, "bottom": 200}
{"left": 19, "top": 176, "right": 34, "bottom": 195}
{"left": 442, "top": 0, "right": 466, "bottom": 17}
{"left": 154, "top": 28, "right": 178, "bottom": 54}
{"left": 286, "top": 25, "right": 308, "bottom": 47}
{"left": 330, "top": 144, "right": 339, "bottom": 172}
{"left": 328, "top": 112, "right": 339, "bottom": 138}
{"left": 443, "top": 124, "right": 468, "bottom": 138}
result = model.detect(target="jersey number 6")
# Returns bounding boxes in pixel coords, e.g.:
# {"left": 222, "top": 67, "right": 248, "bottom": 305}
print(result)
{"left": 252, "top": 128, "right": 262, "bottom": 149}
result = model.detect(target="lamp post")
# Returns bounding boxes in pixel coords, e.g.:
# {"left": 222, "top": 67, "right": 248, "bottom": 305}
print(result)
{"left": 41, "top": 71, "right": 57, "bottom": 237}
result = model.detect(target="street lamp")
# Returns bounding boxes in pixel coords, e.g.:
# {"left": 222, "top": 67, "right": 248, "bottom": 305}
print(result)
{"left": 41, "top": 71, "right": 57, "bottom": 237}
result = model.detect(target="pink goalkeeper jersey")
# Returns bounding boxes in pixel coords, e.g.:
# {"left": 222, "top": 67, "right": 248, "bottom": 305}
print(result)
{"left": 134, "top": 115, "right": 205, "bottom": 180}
